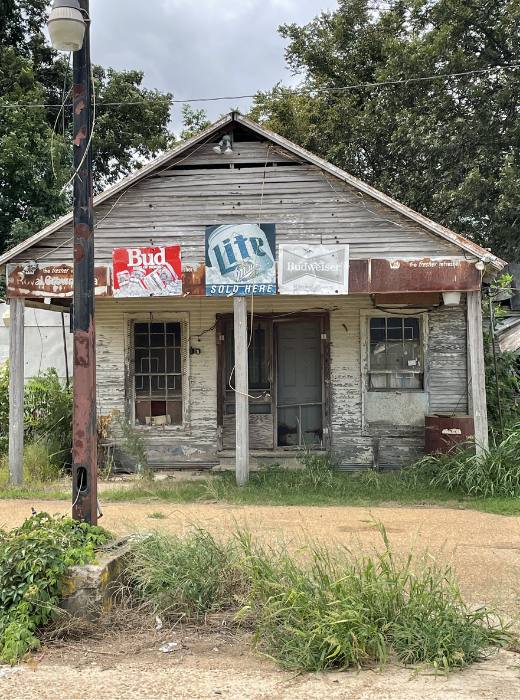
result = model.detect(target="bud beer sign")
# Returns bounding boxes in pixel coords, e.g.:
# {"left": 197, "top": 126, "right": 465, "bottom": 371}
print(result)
{"left": 205, "top": 224, "right": 276, "bottom": 296}
{"left": 279, "top": 244, "right": 349, "bottom": 295}
{"left": 112, "top": 246, "right": 182, "bottom": 297}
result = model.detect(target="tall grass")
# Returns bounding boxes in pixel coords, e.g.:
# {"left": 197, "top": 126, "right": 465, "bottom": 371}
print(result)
{"left": 237, "top": 526, "right": 510, "bottom": 671}
{"left": 411, "top": 426, "right": 520, "bottom": 497}
{"left": 125, "top": 529, "right": 242, "bottom": 621}
{"left": 124, "top": 526, "right": 511, "bottom": 672}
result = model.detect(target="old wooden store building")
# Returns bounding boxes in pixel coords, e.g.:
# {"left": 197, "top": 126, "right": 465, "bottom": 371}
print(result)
{"left": 1, "top": 113, "right": 505, "bottom": 476}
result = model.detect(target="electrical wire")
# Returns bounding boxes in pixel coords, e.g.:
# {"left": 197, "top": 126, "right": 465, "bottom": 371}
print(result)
{"left": 2, "top": 63, "right": 519, "bottom": 110}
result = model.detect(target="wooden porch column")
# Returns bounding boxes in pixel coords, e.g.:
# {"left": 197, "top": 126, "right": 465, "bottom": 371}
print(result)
{"left": 9, "top": 298, "right": 25, "bottom": 484}
{"left": 467, "top": 290, "right": 488, "bottom": 454}
{"left": 234, "top": 296, "right": 249, "bottom": 485}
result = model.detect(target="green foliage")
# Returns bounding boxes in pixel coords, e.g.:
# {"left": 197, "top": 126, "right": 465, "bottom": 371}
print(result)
{"left": 0, "top": 365, "right": 72, "bottom": 471}
{"left": 24, "top": 369, "right": 72, "bottom": 464}
{"left": 0, "top": 512, "right": 110, "bottom": 664}
{"left": 0, "top": 1, "right": 173, "bottom": 253}
{"left": 250, "top": 0, "right": 520, "bottom": 258}
{"left": 126, "top": 529, "right": 241, "bottom": 621}
{"left": 22, "top": 442, "right": 61, "bottom": 483}
{"left": 237, "top": 526, "right": 510, "bottom": 671}
{"left": 116, "top": 414, "right": 152, "bottom": 481}
{"left": 296, "top": 451, "right": 337, "bottom": 489}
{"left": 179, "top": 104, "right": 211, "bottom": 141}
{"left": 410, "top": 426, "right": 520, "bottom": 497}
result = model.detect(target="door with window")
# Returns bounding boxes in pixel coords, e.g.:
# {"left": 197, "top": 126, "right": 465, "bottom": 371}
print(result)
{"left": 217, "top": 314, "right": 328, "bottom": 450}
{"left": 276, "top": 320, "right": 324, "bottom": 447}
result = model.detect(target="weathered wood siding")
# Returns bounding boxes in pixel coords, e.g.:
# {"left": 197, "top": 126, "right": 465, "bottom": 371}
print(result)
{"left": 95, "top": 293, "right": 468, "bottom": 469}
{"left": 428, "top": 305, "right": 468, "bottom": 415}
{"left": 11, "top": 141, "right": 462, "bottom": 265}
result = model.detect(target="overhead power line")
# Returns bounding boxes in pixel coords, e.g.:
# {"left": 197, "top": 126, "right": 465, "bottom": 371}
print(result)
{"left": 1, "top": 62, "right": 519, "bottom": 110}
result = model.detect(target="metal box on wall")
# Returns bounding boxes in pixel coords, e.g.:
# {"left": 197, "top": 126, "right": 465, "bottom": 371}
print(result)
{"left": 425, "top": 415, "right": 475, "bottom": 454}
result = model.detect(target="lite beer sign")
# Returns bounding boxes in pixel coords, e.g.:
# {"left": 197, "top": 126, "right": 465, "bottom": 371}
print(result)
{"left": 112, "top": 246, "right": 182, "bottom": 297}
{"left": 205, "top": 224, "right": 276, "bottom": 296}
{"left": 278, "top": 244, "right": 349, "bottom": 295}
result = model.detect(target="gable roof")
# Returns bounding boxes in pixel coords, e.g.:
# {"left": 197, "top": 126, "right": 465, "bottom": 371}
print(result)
{"left": 0, "top": 112, "right": 506, "bottom": 272}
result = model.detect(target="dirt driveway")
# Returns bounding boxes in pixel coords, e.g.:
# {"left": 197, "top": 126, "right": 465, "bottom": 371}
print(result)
{"left": 0, "top": 499, "right": 519, "bottom": 699}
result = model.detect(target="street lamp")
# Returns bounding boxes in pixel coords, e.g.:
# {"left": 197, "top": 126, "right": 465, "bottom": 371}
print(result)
{"left": 47, "top": 0, "right": 86, "bottom": 52}
{"left": 47, "top": 0, "right": 97, "bottom": 525}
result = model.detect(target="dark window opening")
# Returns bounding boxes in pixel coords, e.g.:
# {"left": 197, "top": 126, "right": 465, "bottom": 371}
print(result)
{"left": 133, "top": 321, "right": 183, "bottom": 425}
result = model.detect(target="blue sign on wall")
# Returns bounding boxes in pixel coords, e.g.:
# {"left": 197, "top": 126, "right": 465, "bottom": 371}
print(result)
{"left": 205, "top": 223, "right": 276, "bottom": 296}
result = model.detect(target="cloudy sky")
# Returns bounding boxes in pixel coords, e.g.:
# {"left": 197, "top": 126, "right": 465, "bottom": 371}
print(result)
{"left": 88, "top": 0, "right": 337, "bottom": 130}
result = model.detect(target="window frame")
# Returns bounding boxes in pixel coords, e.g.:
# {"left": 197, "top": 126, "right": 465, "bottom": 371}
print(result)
{"left": 361, "top": 309, "right": 429, "bottom": 395}
{"left": 124, "top": 312, "right": 190, "bottom": 431}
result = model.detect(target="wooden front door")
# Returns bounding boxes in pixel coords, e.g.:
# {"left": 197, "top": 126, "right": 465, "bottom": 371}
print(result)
{"left": 276, "top": 320, "right": 324, "bottom": 447}
{"left": 217, "top": 313, "right": 329, "bottom": 451}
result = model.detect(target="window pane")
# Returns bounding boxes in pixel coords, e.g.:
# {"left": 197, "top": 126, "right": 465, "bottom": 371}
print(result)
{"left": 387, "top": 317, "right": 403, "bottom": 341}
{"left": 167, "top": 375, "right": 182, "bottom": 395}
{"left": 134, "top": 323, "right": 149, "bottom": 335}
{"left": 404, "top": 317, "right": 420, "bottom": 340}
{"left": 135, "top": 348, "right": 149, "bottom": 373}
{"left": 166, "top": 348, "right": 181, "bottom": 374}
{"left": 148, "top": 348, "right": 165, "bottom": 373}
{"left": 135, "top": 375, "right": 150, "bottom": 395}
{"left": 149, "top": 323, "right": 164, "bottom": 334}
{"left": 403, "top": 339, "right": 421, "bottom": 368}
{"left": 369, "top": 373, "right": 389, "bottom": 390}
{"left": 278, "top": 407, "right": 298, "bottom": 446}
{"left": 151, "top": 375, "right": 166, "bottom": 393}
{"left": 386, "top": 341, "right": 406, "bottom": 370}
{"left": 166, "top": 323, "right": 181, "bottom": 344}
{"left": 301, "top": 405, "right": 322, "bottom": 446}
{"left": 388, "top": 373, "right": 423, "bottom": 390}
{"left": 370, "top": 318, "right": 386, "bottom": 343}
{"left": 134, "top": 334, "right": 149, "bottom": 348}
{"left": 370, "top": 342, "right": 387, "bottom": 370}
{"left": 150, "top": 333, "right": 165, "bottom": 348}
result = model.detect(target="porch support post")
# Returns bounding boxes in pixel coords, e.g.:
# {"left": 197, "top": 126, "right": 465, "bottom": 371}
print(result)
{"left": 234, "top": 296, "right": 249, "bottom": 485}
{"left": 467, "top": 290, "right": 488, "bottom": 454}
{"left": 9, "top": 298, "right": 25, "bottom": 485}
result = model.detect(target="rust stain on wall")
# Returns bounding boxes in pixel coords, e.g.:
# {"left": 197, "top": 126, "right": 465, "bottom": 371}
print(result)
{"left": 183, "top": 262, "right": 205, "bottom": 296}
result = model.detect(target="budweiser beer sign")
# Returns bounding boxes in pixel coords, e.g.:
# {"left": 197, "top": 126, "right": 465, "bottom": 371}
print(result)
{"left": 112, "top": 246, "right": 182, "bottom": 298}
{"left": 278, "top": 244, "right": 349, "bottom": 295}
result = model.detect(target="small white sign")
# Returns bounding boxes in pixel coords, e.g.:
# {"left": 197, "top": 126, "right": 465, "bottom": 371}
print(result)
{"left": 278, "top": 244, "right": 349, "bottom": 295}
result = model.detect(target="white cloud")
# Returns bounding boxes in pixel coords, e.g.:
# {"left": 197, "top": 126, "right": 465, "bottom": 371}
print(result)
{"left": 88, "top": 0, "right": 337, "bottom": 129}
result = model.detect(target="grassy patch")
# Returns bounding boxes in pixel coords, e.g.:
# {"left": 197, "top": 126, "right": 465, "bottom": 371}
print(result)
{"left": 410, "top": 428, "right": 520, "bottom": 498}
{"left": 0, "top": 468, "right": 519, "bottom": 515}
{"left": 126, "top": 529, "right": 242, "bottom": 621}
{"left": 124, "top": 526, "right": 512, "bottom": 672}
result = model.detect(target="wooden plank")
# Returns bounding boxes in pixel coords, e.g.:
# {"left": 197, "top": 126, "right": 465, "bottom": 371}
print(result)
{"left": 467, "top": 291, "right": 488, "bottom": 453}
{"left": 8, "top": 298, "right": 24, "bottom": 484}
{"left": 234, "top": 297, "right": 249, "bottom": 485}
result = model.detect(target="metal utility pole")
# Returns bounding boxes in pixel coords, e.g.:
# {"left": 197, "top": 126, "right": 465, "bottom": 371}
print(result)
{"left": 71, "top": 0, "right": 97, "bottom": 523}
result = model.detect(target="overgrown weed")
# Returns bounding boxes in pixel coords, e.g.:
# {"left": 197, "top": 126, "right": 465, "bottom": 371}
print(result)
{"left": 124, "top": 525, "right": 512, "bottom": 673}
{"left": 409, "top": 426, "right": 520, "bottom": 497}
{"left": 125, "top": 529, "right": 243, "bottom": 622}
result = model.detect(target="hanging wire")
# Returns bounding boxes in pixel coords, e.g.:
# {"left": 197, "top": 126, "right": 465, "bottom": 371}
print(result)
{"left": 2, "top": 62, "right": 520, "bottom": 110}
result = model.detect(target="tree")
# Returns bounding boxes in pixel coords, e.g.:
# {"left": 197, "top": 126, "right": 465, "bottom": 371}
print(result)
{"left": 0, "top": 0, "right": 173, "bottom": 253}
{"left": 250, "top": 0, "right": 520, "bottom": 260}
